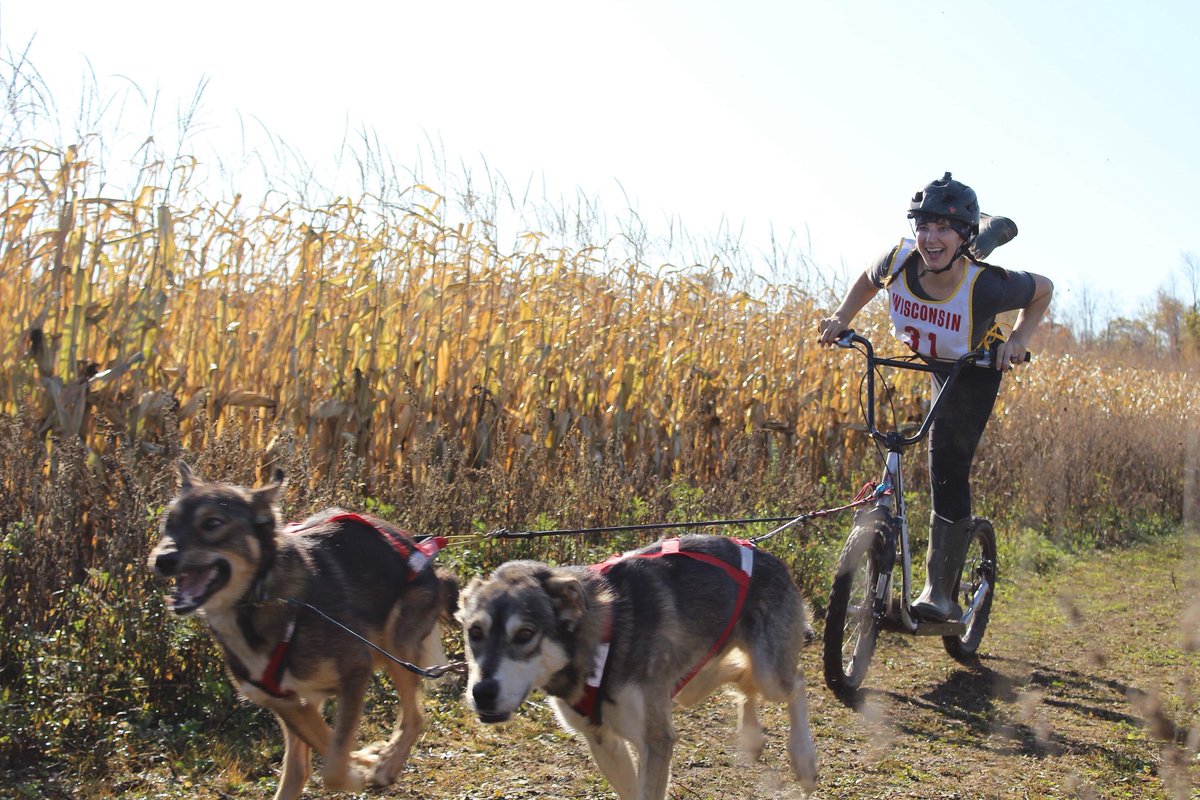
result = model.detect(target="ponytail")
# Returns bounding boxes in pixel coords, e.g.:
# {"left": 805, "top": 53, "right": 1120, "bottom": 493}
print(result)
{"left": 881, "top": 245, "right": 920, "bottom": 288}
{"left": 965, "top": 252, "right": 1010, "bottom": 279}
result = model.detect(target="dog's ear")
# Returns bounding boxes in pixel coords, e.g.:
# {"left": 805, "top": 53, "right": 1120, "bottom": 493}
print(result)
{"left": 177, "top": 460, "right": 196, "bottom": 489}
{"left": 250, "top": 469, "right": 285, "bottom": 525}
{"left": 542, "top": 572, "right": 589, "bottom": 628}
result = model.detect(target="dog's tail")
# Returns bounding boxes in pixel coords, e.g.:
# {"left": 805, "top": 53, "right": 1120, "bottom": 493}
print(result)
{"left": 435, "top": 567, "right": 460, "bottom": 625}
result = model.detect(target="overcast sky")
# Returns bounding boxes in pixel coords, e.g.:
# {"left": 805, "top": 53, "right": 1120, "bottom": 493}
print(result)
{"left": 4, "top": 0, "right": 1198, "bottom": 321}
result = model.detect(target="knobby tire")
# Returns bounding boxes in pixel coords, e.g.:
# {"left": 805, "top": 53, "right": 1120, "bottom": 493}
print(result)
{"left": 823, "top": 520, "right": 886, "bottom": 695}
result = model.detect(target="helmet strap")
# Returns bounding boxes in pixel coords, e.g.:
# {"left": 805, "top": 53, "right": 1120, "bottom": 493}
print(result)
{"left": 918, "top": 262, "right": 955, "bottom": 278}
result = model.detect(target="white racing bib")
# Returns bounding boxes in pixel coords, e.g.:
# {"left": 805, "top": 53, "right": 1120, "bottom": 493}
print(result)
{"left": 885, "top": 238, "right": 982, "bottom": 360}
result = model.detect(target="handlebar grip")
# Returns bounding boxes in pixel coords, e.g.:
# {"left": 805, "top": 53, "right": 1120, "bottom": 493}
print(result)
{"left": 986, "top": 341, "right": 1034, "bottom": 364}
{"left": 979, "top": 345, "right": 1036, "bottom": 369}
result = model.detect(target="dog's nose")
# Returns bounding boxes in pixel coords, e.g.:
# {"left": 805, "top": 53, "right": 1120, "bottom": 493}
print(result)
{"left": 472, "top": 678, "right": 499, "bottom": 710}
{"left": 153, "top": 549, "right": 180, "bottom": 575}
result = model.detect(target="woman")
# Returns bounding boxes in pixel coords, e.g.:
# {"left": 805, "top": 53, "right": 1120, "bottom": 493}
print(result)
{"left": 816, "top": 172, "right": 1053, "bottom": 622}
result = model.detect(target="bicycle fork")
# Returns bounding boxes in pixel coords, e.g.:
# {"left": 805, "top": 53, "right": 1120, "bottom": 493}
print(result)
{"left": 958, "top": 554, "right": 994, "bottom": 628}
{"left": 874, "top": 449, "right": 922, "bottom": 634}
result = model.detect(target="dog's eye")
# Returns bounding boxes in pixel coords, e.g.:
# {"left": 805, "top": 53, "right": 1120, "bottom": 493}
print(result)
{"left": 468, "top": 624, "right": 484, "bottom": 642}
{"left": 200, "top": 515, "right": 225, "bottom": 533}
{"left": 512, "top": 627, "right": 537, "bottom": 645}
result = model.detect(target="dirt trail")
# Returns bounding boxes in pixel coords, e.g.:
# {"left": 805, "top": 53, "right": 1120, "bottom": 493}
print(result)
{"left": 393, "top": 532, "right": 1200, "bottom": 800}
{"left": 794, "top": 531, "right": 1200, "bottom": 799}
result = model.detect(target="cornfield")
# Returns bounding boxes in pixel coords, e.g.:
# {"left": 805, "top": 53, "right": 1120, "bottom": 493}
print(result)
{"left": 0, "top": 140, "right": 889, "bottom": 490}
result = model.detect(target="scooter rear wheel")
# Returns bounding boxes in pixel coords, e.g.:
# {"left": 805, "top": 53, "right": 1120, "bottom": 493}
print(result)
{"left": 943, "top": 517, "right": 997, "bottom": 660}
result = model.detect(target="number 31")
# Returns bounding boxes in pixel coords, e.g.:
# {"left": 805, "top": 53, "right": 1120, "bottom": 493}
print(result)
{"left": 903, "top": 326, "right": 939, "bottom": 359}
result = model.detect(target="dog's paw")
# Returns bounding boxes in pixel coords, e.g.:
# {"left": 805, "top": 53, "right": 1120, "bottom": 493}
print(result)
{"left": 322, "top": 766, "right": 368, "bottom": 793}
{"left": 348, "top": 741, "right": 407, "bottom": 786}
{"left": 737, "top": 745, "right": 766, "bottom": 766}
{"left": 788, "top": 746, "right": 819, "bottom": 794}
{"left": 371, "top": 759, "right": 406, "bottom": 787}
{"left": 368, "top": 741, "right": 413, "bottom": 786}
{"left": 737, "top": 729, "right": 767, "bottom": 764}
{"left": 351, "top": 741, "right": 386, "bottom": 763}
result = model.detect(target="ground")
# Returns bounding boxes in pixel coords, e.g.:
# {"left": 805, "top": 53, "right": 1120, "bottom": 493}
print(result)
{"left": 22, "top": 532, "right": 1200, "bottom": 800}
{"left": 386, "top": 531, "right": 1199, "bottom": 800}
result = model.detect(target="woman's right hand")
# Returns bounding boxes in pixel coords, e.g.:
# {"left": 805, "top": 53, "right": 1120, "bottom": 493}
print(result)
{"left": 816, "top": 272, "right": 878, "bottom": 347}
{"left": 816, "top": 314, "right": 849, "bottom": 346}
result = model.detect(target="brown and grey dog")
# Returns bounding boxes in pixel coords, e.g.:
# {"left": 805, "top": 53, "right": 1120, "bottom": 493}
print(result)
{"left": 147, "top": 462, "right": 457, "bottom": 800}
{"left": 457, "top": 534, "right": 819, "bottom": 799}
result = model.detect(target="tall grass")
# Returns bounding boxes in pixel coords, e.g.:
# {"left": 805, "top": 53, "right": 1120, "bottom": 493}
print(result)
{"left": 977, "top": 356, "right": 1197, "bottom": 543}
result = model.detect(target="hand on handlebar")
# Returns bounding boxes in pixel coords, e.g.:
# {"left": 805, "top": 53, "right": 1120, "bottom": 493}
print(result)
{"left": 816, "top": 316, "right": 850, "bottom": 347}
{"left": 992, "top": 338, "right": 1030, "bottom": 372}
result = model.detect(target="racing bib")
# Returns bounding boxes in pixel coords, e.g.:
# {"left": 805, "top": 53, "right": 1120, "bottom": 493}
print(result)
{"left": 885, "top": 238, "right": 981, "bottom": 360}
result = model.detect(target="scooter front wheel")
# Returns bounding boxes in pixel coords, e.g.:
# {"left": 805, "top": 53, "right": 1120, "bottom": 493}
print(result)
{"left": 823, "top": 520, "right": 887, "bottom": 694}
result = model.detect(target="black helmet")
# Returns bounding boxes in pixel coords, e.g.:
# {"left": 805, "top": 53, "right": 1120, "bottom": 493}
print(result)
{"left": 907, "top": 172, "right": 980, "bottom": 233}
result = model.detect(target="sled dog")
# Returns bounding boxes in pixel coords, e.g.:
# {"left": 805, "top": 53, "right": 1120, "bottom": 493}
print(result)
{"left": 457, "top": 534, "right": 818, "bottom": 799}
{"left": 148, "top": 462, "right": 457, "bottom": 800}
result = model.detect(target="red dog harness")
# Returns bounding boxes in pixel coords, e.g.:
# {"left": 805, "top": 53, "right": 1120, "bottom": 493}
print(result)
{"left": 250, "top": 513, "right": 447, "bottom": 699}
{"left": 572, "top": 537, "right": 755, "bottom": 722}
{"left": 323, "top": 513, "right": 448, "bottom": 576}
{"left": 249, "top": 617, "right": 297, "bottom": 699}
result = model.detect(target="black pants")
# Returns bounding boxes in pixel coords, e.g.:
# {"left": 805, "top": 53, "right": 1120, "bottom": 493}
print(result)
{"left": 927, "top": 366, "right": 1002, "bottom": 522}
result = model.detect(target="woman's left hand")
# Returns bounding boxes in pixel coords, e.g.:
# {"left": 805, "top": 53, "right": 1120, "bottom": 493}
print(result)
{"left": 993, "top": 337, "right": 1029, "bottom": 371}
{"left": 996, "top": 273, "right": 1052, "bottom": 371}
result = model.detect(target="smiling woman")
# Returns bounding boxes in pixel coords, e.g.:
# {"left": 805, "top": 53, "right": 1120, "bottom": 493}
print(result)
{"left": 816, "top": 172, "right": 1053, "bottom": 623}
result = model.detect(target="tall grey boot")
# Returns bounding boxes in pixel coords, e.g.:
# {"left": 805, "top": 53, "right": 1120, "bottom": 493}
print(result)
{"left": 912, "top": 513, "right": 972, "bottom": 622}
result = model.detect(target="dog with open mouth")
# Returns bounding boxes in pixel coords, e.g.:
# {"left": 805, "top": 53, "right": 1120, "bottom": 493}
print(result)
{"left": 147, "top": 461, "right": 458, "bottom": 800}
{"left": 457, "top": 534, "right": 819, "bottom": 799}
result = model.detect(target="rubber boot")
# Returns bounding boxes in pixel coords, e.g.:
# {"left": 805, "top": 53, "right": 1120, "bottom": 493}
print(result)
{"left": 912, "top": 513, "right": 972, "bottom": 622}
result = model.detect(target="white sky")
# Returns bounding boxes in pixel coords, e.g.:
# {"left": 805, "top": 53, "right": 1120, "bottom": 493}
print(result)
{"left": 3, "top": 0, "right": 1199, "bottom": 320}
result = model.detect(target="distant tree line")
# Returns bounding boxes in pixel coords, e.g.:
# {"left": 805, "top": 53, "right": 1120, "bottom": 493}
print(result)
{"left": 1056, "top": 252, "right": 1200, "bottom": 360}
